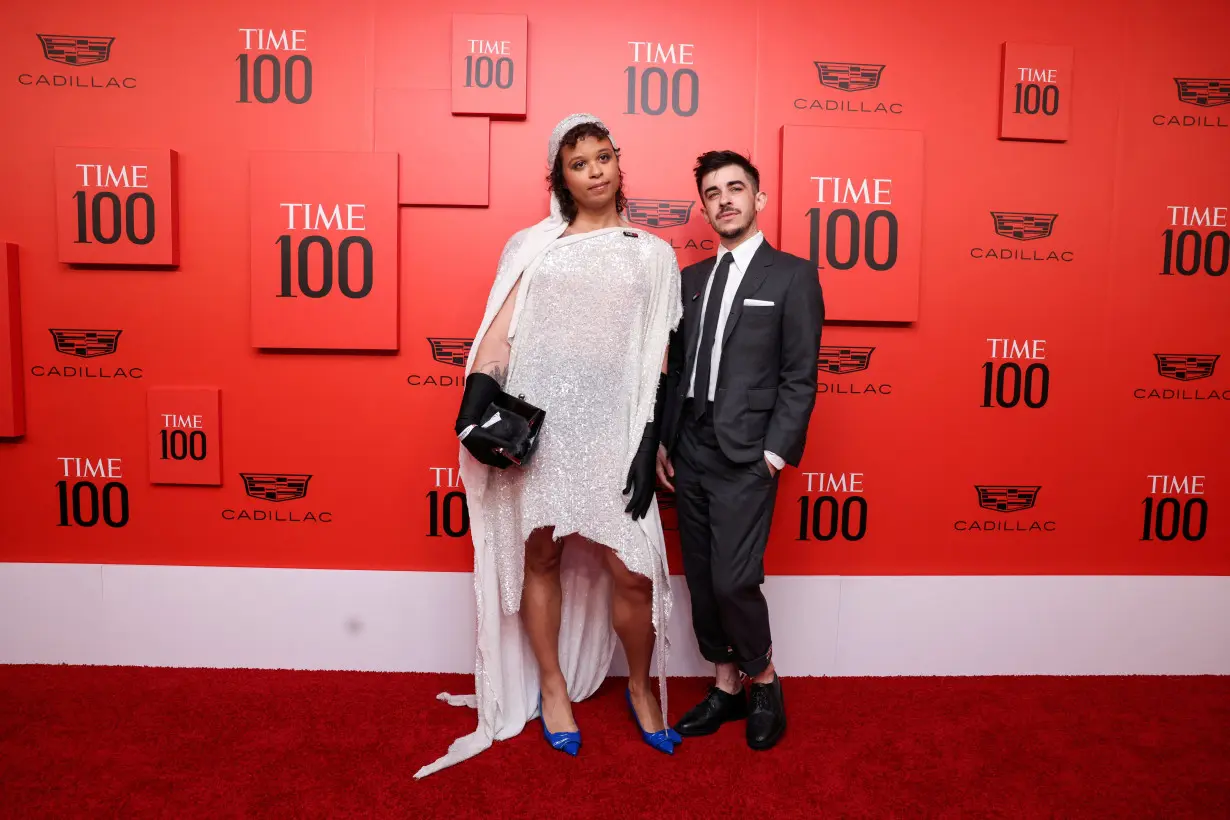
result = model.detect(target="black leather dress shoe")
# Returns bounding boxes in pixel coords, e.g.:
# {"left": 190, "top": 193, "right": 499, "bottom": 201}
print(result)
{"left": 746, "top": 674, "right": 786, "bottom": 750}
{"left": 673, "top": 685, "right": 748, "bottom": 737}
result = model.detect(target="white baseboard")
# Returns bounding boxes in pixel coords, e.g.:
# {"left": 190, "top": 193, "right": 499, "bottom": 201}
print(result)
{"left": 2, "top": 564, "right": 1228, "bottom": 675}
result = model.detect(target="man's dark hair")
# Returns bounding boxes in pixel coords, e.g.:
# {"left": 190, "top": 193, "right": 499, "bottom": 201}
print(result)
{"left": 693, "top": 150, "right": 760, "bottom": 197}
{"left": 548, "top": 122, "right": 627, "bottom": 223}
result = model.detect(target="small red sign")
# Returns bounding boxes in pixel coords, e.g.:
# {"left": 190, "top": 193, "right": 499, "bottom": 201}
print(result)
{"left": 147, "top": 387, "right": 222, "bottom": 485}
{"left": 999, "top": 43, "right": 1074, "bottom": 142}
{"left": 249, "top": 152, "right": 399, "bottom": 350}
{"left": 54, "top": 148, "right": 179, "bottom": 266}
{"left": 0, "top": 243, "right": 25, "bottom": 437}
{"left": 451, "top": 13, "right": 528, "bottom": 117}
{"left": 779, "top": 125, "right": 924, "bottom": 322}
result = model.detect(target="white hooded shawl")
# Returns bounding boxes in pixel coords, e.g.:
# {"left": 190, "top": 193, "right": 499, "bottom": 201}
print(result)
{"left": 413, "top": 197, "right": 682, "bottom": 778}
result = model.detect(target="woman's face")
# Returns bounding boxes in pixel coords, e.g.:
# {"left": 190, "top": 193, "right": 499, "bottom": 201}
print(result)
{"left": 559, "top": 135, "right": 620, "bottom": 214}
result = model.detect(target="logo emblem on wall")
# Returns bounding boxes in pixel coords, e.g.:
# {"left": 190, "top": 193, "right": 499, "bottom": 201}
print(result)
{"left": 1174, "top": 78, "right": 1230, "bottom": 108}
{"left": 816, "top": 346, "right": 891, "bottom": 396}
{"left": 626, "top": 200, "right": 694, "bottom": 229}
{"left": 1154, "top": 77, "right": 1228, "bottom": 128}
{"left": 427, "top": 467, "right": 469, "bottom": 538}
{"left": 50, "top": 328, "right": 121, "bottom": 358}
{"left": 428, "top": 337, "right": 472, "bottom": 367}
{"left": 815, "top": 62, "right": 884, "bottom": 91}
{"left": 223, "top": 472, "right": 332, "bottom": 522}
{"left": 38, "top": 34, "right": 114, "bottom": 66}
{"left": 1136, "top": 353, "right": 1227, "bottom": 401}
{"left": 819, "top": 346, "right": 873, "bottom": 374}
{"left": 795, "top": 61, "right": 901, "bottom": 114}
{"left": 1158, "top": 205, "right": 1228, "bottom": 277}
{"left": 797, "top": 472, "right": 869, "bottom": 542}
{"left": 31, "top": 328, "right": 142, "bottom": 379}
{"left": 991, "top": 212, "right": 1057, "bottom": 241}
{"left": 1141, "top": 474, "right": 1210, "bottom": 543}
{"left": 971, "top": 212, "right": 1073, "bottom": 262}
{"left": 19, "top": 34, "right": 136, "bottom": 89}
{"left": 241, "top": 473, "right": 311, "bottom": 502}
{"left": 624, "top": 41, "right": 699, "bottom": 117}
{"left": 956, "top": 484, "right": 1055, "bottom": 532}
{"left": 976, "top": 484, "right": 1040, "bottom": 513}
{"left": 409, "top": 337, "right": 471, "bottom": 387}
{"left": 982, "top": 338, "right": 1050, "bottom": 409}
{"left": 236, "top": 29, "right": 313, "bottom": 105}
{"left": 55, "top": 456, "right": 130, "bottom": 529}
{"left": 1156, "top": 353, "right": 1219, "bottom": 381}
{"left": 626, "top": 198, "right": 713, "bottom": 252}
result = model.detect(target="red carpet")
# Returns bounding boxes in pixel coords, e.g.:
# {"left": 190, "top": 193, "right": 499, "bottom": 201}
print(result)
{"left": 1, "top": 667, "right": 1227, "bottom": 818}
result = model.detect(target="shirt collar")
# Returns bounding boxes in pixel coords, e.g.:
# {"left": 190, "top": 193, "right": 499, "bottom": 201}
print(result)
{"left": 718, "top": 230, "right": 765, "bottom": 274}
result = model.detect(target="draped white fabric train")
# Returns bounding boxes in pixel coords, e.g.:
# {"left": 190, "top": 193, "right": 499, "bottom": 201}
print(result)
{"left": 414, "top": 220, "right": 681, "bottom": 779}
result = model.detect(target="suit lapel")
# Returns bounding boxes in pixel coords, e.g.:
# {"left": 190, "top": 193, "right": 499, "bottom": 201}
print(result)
{"left": 682, "top": 260, "right": 712, "bottom": 379}
{"left": 720, "top": 240, "right": 775, "bottom": 349}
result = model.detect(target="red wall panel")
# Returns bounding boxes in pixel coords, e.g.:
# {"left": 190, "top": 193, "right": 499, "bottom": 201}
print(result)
{"left": 451, "top": 14, "right": 528, "bottom": 117}
{"left": 249, "top": 151, "right": 399, "bottom": 350}
{"left": 998, "top": 43, "right": 1075, "bottom": 142}
{"left": 53, "top": 148, "right": 179, "bottom": 266}
{"left": 376, "top": 89, "right": 489, "bottom": 207}
{"left": 778, "top": 125, "right": 924, "bottom": 321}
{"left": 147, "top": 387, "right": 222, "bottom": 486}
{"left": 0, "top": 0, "right": 1226, "bottom": 575}
{"left": 0, "top": 244, "right": 25, "bottom": 438}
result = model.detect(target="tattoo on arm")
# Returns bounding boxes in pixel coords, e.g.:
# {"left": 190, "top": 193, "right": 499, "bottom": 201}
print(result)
{"left": 478, "top": 361, "right": 507, "bottom": 387}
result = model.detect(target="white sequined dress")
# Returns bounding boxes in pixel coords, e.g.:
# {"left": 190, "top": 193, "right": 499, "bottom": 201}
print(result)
{"left": 486, "top": 230, "right": 670, "bottom": 611}
{"left": 415, "top": 222, "right": 682, "bottom": 778}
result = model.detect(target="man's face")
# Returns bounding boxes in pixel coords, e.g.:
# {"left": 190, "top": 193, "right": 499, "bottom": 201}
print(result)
{"left": 699, "top": 165, "right": 767, "bottom": 241}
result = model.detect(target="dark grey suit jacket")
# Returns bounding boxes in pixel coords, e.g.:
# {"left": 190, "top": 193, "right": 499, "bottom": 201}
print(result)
{"left": 662, "top": 239, "right": 824, "bottom": 466}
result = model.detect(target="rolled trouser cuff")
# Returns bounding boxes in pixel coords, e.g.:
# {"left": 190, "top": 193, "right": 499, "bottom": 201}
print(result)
{"left": 700, "top": 644, "right": 736, "bottom": 665}
{"left": 740, "top": 645, "right": 772, "bottom": 678}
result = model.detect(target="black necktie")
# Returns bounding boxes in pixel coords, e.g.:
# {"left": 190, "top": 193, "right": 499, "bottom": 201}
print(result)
{"left": 693, "top": 252, "right": 734, "bottom": 418}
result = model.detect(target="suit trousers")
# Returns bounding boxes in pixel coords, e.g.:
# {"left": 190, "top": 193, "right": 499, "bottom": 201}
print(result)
{"left": 673, "top": 400, "right": 778, "bottom": 677}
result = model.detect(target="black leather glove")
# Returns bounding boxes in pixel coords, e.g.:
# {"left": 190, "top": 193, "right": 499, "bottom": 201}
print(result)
{"left": 624, "top": 373, "right": 668, "bottom": 520}
{"left": 456, "top": 372, "right": 513, "bottom": 468}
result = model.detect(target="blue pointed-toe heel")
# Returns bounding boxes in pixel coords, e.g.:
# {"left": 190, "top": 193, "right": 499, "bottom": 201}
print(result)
{"left": 538, "top": 693, "right": 581, "bottom": 757}
{"left": 626, "top": 689, "right": 675, "bottom": 754}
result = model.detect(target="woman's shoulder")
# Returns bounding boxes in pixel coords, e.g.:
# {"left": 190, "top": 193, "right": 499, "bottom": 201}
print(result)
{"left": 494, "top": 226, "right": 536, "bottom": 270}
{"left": 502, "top": 226, "right": 533, "bottom": 253}
{"left": 624, "top": 227, "right": 678, "bottom": 264}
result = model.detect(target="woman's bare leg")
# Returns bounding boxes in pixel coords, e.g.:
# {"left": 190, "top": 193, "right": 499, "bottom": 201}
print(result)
{"left": 595, "top": 539, "right": 664, "bottom": 733}
{"left": 521, "top": 527, "right": 577, "bottom": 732}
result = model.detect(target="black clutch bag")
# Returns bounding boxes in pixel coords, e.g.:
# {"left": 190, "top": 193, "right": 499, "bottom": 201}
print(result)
{"left": 477, "top": 391, "right": 545, "bottom": 468}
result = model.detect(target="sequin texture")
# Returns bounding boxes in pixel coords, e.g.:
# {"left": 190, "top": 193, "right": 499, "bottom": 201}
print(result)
{"left": 485, "top": 229, "right": 673, "bottom": 614}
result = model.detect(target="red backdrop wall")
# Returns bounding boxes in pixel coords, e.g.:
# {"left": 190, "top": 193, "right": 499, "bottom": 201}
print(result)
{"left": 0, "top": 0, "right": 1227, "bottom": 576}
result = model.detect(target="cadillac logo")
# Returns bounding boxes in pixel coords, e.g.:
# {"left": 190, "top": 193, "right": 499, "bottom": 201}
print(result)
{"left": 991, "top": 212, "right": 1058, "bottom": 241}
{"left": 1155, "top": 353, "right": 1219, "bottom": 382}
{"left": 626, "top": 199, "right": 695, "bottom": 229}
{"left": 240, "top": 473, "right": 313, "bottom": 502}
{"left": 428, "top": 338, "right": 472, "bottom": 367}
{"left": 814, "top": 62, "right": 885, "bottom": 92}
{"left": 49, "top": 329, "right": 122, "bottom": 358}
{"left": 975, "top": 485, "right": 1041, "bottom": 513}
{"left": 37, "top": 34, "right": 115, "bottom": 66}
{"left": 1174, "top": 78, "right": 1230, "bottom": 108}
{"left": 818, "top": 346, "right": 875, "bottom": 375}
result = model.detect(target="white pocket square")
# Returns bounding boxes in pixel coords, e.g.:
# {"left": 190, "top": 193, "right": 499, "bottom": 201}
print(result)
{"left": 743, "top": 298, "right": 774, "bottom": 307}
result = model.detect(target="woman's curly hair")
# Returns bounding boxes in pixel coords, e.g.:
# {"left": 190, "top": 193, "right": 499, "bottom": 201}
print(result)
{"left": 548, "top": 122, "right": 627, "bottom": 223}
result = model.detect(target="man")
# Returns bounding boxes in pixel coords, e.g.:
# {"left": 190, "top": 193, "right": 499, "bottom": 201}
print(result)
{"left": 657, "top": 150, "right": 823, "bottom": 750}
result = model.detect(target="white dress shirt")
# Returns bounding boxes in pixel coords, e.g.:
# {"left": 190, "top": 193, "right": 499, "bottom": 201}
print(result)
{"left": 687, "top": 230, "right": 785, "bottom": 471}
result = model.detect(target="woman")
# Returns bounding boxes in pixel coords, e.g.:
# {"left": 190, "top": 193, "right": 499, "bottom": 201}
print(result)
{"left": 414, "top": 113, "right": 683, "bottom": 778}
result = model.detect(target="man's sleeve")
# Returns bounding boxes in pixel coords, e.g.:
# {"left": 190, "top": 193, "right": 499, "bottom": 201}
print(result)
{"left": 762, "top": 262, "right": 824, "bottom": 466}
